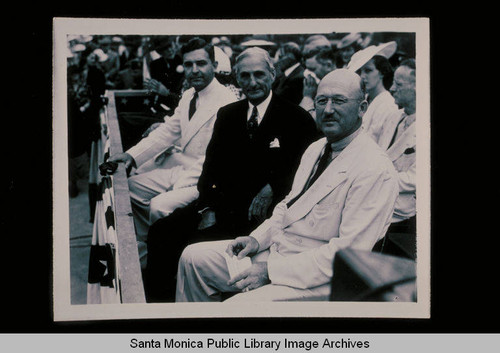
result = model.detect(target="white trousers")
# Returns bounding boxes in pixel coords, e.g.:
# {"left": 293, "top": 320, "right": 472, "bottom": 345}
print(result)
{"left": 175, "top": 240, "right": 331, "bottom": 302}
{"left": 128, "top": 164, "right": 199, "bottom": 269}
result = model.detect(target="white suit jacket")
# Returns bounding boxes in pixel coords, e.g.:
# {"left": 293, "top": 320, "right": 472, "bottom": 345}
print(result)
{"left": 377, "top": 110, "right": 416, "bottom": 222}
{"left": 126, "top": 79, "right": 237, "bottom": 188}
{"left": 250, "top": 132, "right": 399, "bottom": 289}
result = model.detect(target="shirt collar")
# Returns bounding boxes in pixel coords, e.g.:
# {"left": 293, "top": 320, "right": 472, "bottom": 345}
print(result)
{"left": 247, "top": 91, "right": 273, "bottom": 123}
{"left": 329, "top": 125, "right": 362, "bottom": 152}
{"left": 195, "top": 78, "right": 218, "bottom": 101}
{"left": 403, "top": 113, "right": 416, "bottom": 129}
{"left": 284, "top": 62, "right": 301, "bottom": 77}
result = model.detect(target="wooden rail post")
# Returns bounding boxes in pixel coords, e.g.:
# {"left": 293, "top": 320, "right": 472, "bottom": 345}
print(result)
{"left": 104, "top": 90, "right": 146, "bottom": 303}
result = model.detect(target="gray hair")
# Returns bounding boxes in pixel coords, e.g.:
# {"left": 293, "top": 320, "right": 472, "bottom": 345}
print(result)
{"left": 233, "top": 47, "right": 275, "bottom": 74}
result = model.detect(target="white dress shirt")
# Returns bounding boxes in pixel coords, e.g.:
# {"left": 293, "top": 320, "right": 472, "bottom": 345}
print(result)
{"left": 246, "top": 91, "right": 273, "bottom": 126}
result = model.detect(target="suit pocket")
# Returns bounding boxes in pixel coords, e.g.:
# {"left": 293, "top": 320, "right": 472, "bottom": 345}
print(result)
{"left": 394, "top": 152, "right": 415, "bottom": 172}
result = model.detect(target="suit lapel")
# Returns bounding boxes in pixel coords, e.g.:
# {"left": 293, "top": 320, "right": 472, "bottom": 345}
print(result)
{"left": 286, "top": 139, "right": 326, "bottom": 200}
{"left": 256, "top": 95, "right": 277, "bottom": 132}
{"left": 180, "top": 87, "right": 219, "bottom": 147}
{"left": 379, "top": 110, "right": 405, "bottom": 150}
{"left": 387, "top": 121, "right": 416, "bottom": 161}
{"left": 282, "top": 135, "right": 366, "bottom": 228}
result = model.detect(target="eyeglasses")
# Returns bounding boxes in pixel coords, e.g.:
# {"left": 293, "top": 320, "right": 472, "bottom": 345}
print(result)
{"left": 314, "top": 96, "right": 360, "bottom": 107}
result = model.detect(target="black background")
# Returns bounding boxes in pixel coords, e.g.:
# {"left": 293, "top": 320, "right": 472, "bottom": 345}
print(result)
{"left": 2, "top": 1, "right": 497, "bottom": 335}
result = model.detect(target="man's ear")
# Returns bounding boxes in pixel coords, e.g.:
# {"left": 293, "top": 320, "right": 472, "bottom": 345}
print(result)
{"left": 358, "top": 99, "right": 368, "bottom": 118}
{"left": 212, "top": 61, "right": 219, "bottom": 71}
{"left": 270, "top": 67, "right": 277, "bottom": 82}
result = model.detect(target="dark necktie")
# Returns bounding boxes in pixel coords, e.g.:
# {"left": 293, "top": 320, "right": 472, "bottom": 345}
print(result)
{"left": 388, "top": 113, "right": 406, "bottom": 148}
{"left": 286, "top": 143, "right": 333, "bottom": 208}
{"left": 188, "top": 92, "right": 198, "bottom": 120}
{"left": 247, "top": 106, "right": 259, "bottom": 138}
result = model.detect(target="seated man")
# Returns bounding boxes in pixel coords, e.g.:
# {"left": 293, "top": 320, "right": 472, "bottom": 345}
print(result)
{"left": 144, "top": 47, "right": 318, "bottom": 302}
{"left": 175, "top": 69, "right": 399, "bottom": 302}
{"left": 106, "top": 38, "right": 237, "bottom": 267}
{"left": 377, "top": 58, "right": 417, "bottom": 234}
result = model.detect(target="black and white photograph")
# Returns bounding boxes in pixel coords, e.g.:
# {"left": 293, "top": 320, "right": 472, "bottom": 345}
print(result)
{"left": 52, "top": 17, "right": 430, "bottom": 321}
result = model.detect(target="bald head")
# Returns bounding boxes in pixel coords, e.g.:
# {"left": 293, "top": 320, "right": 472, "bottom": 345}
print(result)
{"left": 317, "top": 69, "right": 365, "bottom": 101}
{"left": 315, "top": 69, "right": 367, "bottom": 142}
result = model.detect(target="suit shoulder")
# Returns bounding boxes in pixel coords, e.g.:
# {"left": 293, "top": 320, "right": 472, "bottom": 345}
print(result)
{"left": 215, "top": 99, "right": 246, "bottom": 125}
{"left": 356, "top": 134, "right": 397, "bottom": 173}
{"left": 215, "top": 82, "right": 239, "bottom": 99}
{"left": 274, "top": 95, "right": 313, "bottom": 119}
{"left": 218, "top": 99, "right": 245, "bottom": 113}
{"left": 304, "top": 137, "right": 327, "bottom": 154}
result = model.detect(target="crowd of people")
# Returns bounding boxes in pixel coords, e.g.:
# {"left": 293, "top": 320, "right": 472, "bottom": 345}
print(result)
{"left": 67, "top": 31, "right": 417, "bottom": 302}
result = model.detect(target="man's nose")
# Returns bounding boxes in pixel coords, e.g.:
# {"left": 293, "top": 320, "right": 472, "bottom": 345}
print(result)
{"left": 248, "top": 74, "right": 257, "bottom": 86}
{"left": 324, "top": 99, "right": 335, "bottom": 114}
{"left": 389, "top": 83, "right": 396, "bottom": 94}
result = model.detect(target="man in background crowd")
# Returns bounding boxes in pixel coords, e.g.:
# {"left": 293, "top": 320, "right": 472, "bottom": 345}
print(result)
{"left": 377, "top": 59, "right": 417, "bottom": 235}
{"left": 144, "top": 36, "right": 185, "bottom": 115}
{"left": 272, "top": 42, "right": 305, "bottom": 105}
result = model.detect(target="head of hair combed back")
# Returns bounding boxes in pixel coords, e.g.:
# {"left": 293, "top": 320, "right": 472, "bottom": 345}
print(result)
{"left": 399, "top": 58, "right": 416, "bottom": 72}
{"left": 233, "top": 46, "right": 275, "bottom": 75}
{"left": 180, "top": 37, "right": 215, "bottom": 63}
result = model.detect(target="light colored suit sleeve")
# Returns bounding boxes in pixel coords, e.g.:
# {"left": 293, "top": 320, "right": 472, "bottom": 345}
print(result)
{"left": 125, "top": 97, "right": 185, "bottom": 167}
{"left": 397, "top": 159, "right": 416, "bottom": 193}
{"left": 250, "top": 201, "right": 288, "bottom": 251}
{"left": 266, "top": 167, "right": 399, "bottom": 289}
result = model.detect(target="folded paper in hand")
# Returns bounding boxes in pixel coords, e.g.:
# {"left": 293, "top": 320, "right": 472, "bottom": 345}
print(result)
{"left": 224, "top": 252, "right": 252, "bottom": 279}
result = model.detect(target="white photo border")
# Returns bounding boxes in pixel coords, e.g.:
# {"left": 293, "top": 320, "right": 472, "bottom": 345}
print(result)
{"left": 53, "top": 17, "right": 431, "bottom": 321}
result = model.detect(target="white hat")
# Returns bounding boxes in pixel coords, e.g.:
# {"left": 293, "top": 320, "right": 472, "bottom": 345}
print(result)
{"left": 337, "top": 33, "right": 362, "bottom": 49}
{"left": 346, "top": 41, "right": 397, "bottom": 72}
{"left": 71, "top": 43, "right": 86, "bottom": 52}
{"left": 92, "top": 48, "right": 109, "bottom": 62}
{"left": 214, "top": 46, "right": 231, "bottom": 74}
{"left": 240, "top": 39, "right": 276, "bottom": 47}
{"left": 79, "top": 35, "right": 93, "bottom": 43}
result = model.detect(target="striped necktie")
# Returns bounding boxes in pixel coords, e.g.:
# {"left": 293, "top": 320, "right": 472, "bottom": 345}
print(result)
{"left": 247, "top": 106, "right": 259, "bottom": 138}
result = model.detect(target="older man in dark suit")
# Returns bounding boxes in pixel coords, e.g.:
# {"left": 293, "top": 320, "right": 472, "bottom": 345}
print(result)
{"left": 144, "top": 47, "right": 317, "bottom": 302}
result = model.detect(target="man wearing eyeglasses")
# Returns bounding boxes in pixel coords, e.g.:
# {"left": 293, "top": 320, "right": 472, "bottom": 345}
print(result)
{"left": 175, "top": 69, "right": 399, "bottom": 302}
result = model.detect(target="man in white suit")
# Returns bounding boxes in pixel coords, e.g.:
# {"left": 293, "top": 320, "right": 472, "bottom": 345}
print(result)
{"left": 107, "top": 38, "right": 237, "bottom": 267}
{"left": 377, "top": 59, "right": 416, "bottom": 234}
{"left": 175, "top": 69, "right": 399, "bottom": 302}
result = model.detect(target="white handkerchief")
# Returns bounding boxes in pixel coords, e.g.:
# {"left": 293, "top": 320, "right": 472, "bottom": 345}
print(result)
{"left": 269, "top": 137, "right": 280, "bottom": 148}
{"left": 224, "top": 252, "right": 252, "bottom": 279}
